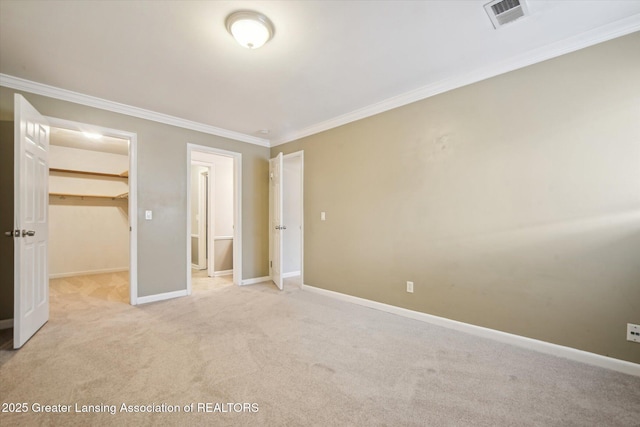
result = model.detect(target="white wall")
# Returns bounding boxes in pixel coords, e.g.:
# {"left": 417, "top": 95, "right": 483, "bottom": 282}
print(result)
{"left": 49, "top": 145, "right": 129, "bottom": 277}
{"left": 283, "top": 155, "right": 302, "bottom": 274}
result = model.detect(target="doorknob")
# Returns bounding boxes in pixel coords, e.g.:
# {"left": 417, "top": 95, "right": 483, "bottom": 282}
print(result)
{"left": 5, "top": 230, "right": 19, "bottom": 237}
{"left": 21, "top": 230, "right": 35, "bottom": 237}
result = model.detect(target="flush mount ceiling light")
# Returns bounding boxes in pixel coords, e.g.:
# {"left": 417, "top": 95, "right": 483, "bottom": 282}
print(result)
{"left": 82, "top": 132, "right": 102, "bottom": 140}
{"left": 225, "top": 10, "right": 275, "bottom": 49}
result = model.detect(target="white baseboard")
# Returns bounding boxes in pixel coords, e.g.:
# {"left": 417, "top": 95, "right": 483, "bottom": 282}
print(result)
{"left": 283, "top": 271, "right": 301, "bottom": 278}
{"left": 136, "top": 289, "right": 188, "bottom": 305}
{"left": 241, "top": 276, "right": 271, "bottom": 286}
{"left": 301, "top": 284, "right": 640, "bottom": 377}
{"left": 0, "top": 318, "right": 13, "bottom": 330}
{"left": 214, "top": 269, "right": 233, "bottom": 277}
{"left": 49, "top": 267, "right": 128, "bottom": 279}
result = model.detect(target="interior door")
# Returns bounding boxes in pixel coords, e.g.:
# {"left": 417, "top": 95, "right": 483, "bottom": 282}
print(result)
{"left": 269, "top": 152, "right": 284, "bottom": 290}
{"left": 13, "top": 94, "right": 49, "bottom": 349}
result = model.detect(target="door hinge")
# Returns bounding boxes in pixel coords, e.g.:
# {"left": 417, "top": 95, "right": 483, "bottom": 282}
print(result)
{"left": 270, "top": 260, "right": 272, "bottom": 268}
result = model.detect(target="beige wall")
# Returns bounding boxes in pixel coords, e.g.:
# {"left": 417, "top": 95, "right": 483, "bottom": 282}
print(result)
{"left": 214, "top": 239, "right": 233, "bottom": 272}
{"left": 272, "top": 33, "right": 640, "bottom": 364}
{"left": 0, "top": 86, "right": 270, "bottom": 299}
{"left": 0, "top": 121, "right": 13, "bottom": 321}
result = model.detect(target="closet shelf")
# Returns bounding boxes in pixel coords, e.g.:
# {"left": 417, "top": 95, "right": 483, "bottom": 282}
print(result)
{"left": 50, "top": 192, "right": 128, "bottom": 200}
{"left": 50, "top": 168, "right": 129, "bottom": 179}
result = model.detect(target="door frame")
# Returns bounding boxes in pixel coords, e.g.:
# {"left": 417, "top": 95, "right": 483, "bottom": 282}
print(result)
{"left": 46, "top": 117, "right": 139, "bottom": 305}
{"left": 186, "top": 143, "right": 242, "bottom": 292}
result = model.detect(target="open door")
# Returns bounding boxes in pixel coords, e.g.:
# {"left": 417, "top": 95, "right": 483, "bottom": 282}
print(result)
{"left": 13, "top": 94, "right": 49, "bottom": 349}
{"left": 269, "top": 152, "right": 284, "bottom": 290}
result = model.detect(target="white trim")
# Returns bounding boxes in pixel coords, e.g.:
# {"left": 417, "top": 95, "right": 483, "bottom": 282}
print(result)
{"left": 270, "top": 15, "right": 640, "bottom": 146}
{"left": 241, "top": 276, "right": 270, "bottom": 286}
{"left": 301, "top": 284, "right": 640, "bottom": 377}
{"left": 214, "top": 269, "right": 233, "bottom": 277}
{"left": 136, "top": 290, "right": 188, "bottom": 305}
{"left": 282, "top": 271, "right": 301, "bottom": 278}
{"left": 45, "top": 116, "right": 139, "bottom": 306}
{"left": 191, "top": 263, "right": 203, "bottom": 270}
{"left": 49, "top": 268, "right": 128, "bottom": 279}
{"left": 191, "top": 234, "right": 199, "bottom": 238}
{"left": 214, "top": 235, "right": 234, "bottom": 240}
{"left": 0, "top": 74, "right": 269, "bottom": 147}
{"left": 0, "top": 319, "right": 13, "bottom": 330}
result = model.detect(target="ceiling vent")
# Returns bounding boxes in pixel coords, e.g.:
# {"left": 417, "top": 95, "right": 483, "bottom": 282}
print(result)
{"left": 484, "top": 0, "right": 529, "bottom": 29}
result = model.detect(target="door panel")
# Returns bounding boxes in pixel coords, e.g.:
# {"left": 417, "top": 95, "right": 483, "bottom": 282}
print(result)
{"left": 269, "top": 152, "right": 283, "bottom": 290}
{"left": 14, "top": 94, "right": 49, "bottom": 349}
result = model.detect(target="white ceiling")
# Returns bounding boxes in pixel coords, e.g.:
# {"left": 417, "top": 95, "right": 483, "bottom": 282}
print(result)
{"left": 1, "top": 1, "right": 639, "bottom": 147}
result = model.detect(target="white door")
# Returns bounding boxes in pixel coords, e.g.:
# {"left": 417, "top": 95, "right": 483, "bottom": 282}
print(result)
{"left": 13, "top": 94, "right": 49, "bottom": 349}
{"left": 269, "top": 152, "right": 284, "bottom": 290}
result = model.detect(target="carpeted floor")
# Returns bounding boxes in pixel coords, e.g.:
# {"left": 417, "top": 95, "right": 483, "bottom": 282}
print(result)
{"left": 0, "top": 272, "right": 639, "bottom": 426}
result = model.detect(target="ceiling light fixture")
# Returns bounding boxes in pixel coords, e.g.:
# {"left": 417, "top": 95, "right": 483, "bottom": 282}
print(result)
{"left": 82, "top": 132, "right": 102, "bottom": 140}
{"left": 225, "top": 10, "right": 274, "bottom": 49}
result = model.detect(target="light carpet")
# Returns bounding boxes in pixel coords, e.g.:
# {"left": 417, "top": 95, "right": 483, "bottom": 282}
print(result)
{"left": 1, "top": 273, "right": 639, "bottom": 426}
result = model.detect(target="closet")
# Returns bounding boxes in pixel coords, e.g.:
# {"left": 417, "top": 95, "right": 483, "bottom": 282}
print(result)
{"left": 48, "top": 127, "right": 130, "bottom": 279}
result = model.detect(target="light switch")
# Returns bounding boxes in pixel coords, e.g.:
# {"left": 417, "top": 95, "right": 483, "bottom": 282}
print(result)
{"left": 321, "top": 212, "right": 326, "bottom": 221}
{"left": 145, "top": 210, "right": 153, "bottom": 220}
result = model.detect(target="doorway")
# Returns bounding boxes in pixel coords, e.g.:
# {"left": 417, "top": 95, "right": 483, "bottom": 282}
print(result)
{"left": 9, "top": 95, "right": 138, "bottom": 349}
{"left": 47, "top": 117, "right": 138, "bottom": 305}
{"left": 270, "top": 151, "right": 304, "bottom": 290}
{"left": 187, "top": 144, "right": 242, "bottom": 293}
{"left": 283, "top": 152, "right": 303, "bottom": 288}
{"left": 191, "top": 163, "right": 211, "bottom": 273}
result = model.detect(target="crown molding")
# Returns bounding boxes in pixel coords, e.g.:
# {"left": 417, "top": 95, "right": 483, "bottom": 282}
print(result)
{"left": 271, "top": 14, "right": 640, "bottom": 146}
{"left": 0, "top": 74, "right": 270, "bottom": 148}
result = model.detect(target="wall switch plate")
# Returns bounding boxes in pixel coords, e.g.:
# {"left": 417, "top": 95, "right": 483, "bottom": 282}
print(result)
{"left": 321, "top": 212, "right": 326, "bottom": 221}
{"left": 406, "top": 281, "right": 414, "bottom": 293}
{"left": 627, "top": 323, "right": 640, "bottom": 343}
{"left": 145, "top": 210, "right": 153, "bottom": 220}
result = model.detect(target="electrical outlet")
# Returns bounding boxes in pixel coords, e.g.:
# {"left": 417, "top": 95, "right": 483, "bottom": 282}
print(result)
{"left": 627, "top": 323, "right": 640, "bottom": 343}
{"left": 406, "top": 281, "right": 414, "bottom": 293}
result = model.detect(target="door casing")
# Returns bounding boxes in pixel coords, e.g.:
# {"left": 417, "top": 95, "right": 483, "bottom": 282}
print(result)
{"left": 187, "top": 143, "right": 242, "bottom": 291}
